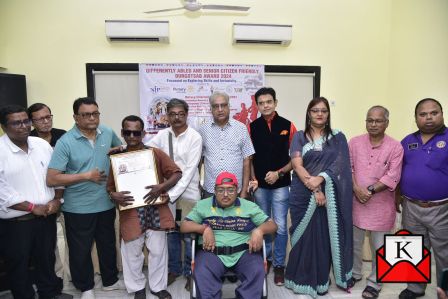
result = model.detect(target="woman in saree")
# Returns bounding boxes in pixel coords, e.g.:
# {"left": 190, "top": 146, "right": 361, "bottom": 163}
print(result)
{"left": 285, "top": 97, "right": 354, "bottom": 298}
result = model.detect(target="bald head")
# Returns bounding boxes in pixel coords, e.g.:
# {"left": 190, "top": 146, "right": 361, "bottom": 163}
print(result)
{"left": 366, "top": 105, "right": 389, "bottom": 121}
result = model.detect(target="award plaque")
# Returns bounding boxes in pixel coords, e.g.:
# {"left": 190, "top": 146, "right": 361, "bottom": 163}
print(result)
{"left": 110, "top": 149, "right": 162, "bottom": 210}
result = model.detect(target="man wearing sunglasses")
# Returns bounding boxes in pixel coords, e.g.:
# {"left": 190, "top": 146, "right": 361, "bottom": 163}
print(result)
{"left": 107, "top": 115, "right": 182, "bottom": 299}
{"left": 28, "top": 103, "right": 66, "bottom": 147}
{"left": 47, "top": 97, "right": 123, "bottom": 299}
{"left": 0, "top": 105, "right": 72, "bottom": 299}
{"left": 180, "top": 171, "right": 277, "bottom": 299}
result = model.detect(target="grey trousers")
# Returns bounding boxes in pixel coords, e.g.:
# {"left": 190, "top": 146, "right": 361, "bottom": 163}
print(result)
{"left": 353, "top": 225, "right": 389, "bottom": 290}
{"left": 402, "top": 199, "right": 448, "bottom": 294}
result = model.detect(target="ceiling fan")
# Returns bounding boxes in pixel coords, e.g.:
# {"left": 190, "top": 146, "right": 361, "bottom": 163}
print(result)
{"left": 144, "top": 0, "right": 250, "bottom": 14}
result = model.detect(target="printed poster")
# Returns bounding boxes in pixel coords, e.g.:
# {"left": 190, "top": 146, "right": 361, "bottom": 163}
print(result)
{"left": 139, "top": 63, "right": 265, "bottom": 137}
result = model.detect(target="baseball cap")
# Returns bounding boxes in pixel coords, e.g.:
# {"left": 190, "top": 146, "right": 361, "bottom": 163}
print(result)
{"left": 215, "top": 171, "right": 238, "bottom": 187}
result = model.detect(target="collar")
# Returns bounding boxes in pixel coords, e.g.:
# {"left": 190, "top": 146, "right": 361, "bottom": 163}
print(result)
{"left": 211, "top": 118, "right": 232, "bottom": 127}
{"left": 73, "top": 125, "right": 102, "bottom": 140}
{"left": 262, "top": 111, "right": 278, "bottom": 123}
{"left": 168, "top": 126, "right": 189, "bottom": 137}
{"left": 4, "top": 134, "right": 34, "bottom": 153}
{"left": 367, "top": 133, "right": 386, "bottom": 148}
{"left": 413, "top": 125, "right": 447, "bottom": 139}
{"left": 212, "top": 196, "right": 241, "bottom": 209}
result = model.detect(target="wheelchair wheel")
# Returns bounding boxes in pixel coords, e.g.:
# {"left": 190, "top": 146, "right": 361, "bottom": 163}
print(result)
{"left": 190, "top": 276, "right": 197, "bottom": 299}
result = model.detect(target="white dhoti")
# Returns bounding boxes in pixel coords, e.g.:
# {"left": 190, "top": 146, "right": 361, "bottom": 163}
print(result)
{"left": 121, "top": 229, "right": 168, "bottom": 293}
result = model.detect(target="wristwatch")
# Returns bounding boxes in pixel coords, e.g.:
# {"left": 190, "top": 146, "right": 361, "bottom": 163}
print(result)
{"left": 367, "top": 185, "right": 376, "bottom": 194}
{"left": 277, "top": 170, "right": 285, "bottom": 179}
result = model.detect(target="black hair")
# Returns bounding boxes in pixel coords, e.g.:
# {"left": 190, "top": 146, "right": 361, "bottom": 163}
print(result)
{"left": 254, "top": 87, "right": 276, "bottom": 104}
{"left": 121, "top": 115, "right": 144, "bottom": 130}
{"left": 0, "top": 105, "right": 27, "bottom": 125}
{"left": 167, "top": 98, "right": 189, "bottom": 113}
{"left": 414, "top": 98, "right": 443, "bottom": 116}
{"left": 304, "top": 97, "right": 333, "bottom": 142}
{"left": 73, "top": 97, "right": 98, "bottom": 114}
{"left": 27, "top": 103, "right": 51, "bottom": 119}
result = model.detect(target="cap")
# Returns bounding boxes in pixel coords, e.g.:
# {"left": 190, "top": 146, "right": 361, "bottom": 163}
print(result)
{"left": 215, "top": 171, "right": 238, "bottom": 187}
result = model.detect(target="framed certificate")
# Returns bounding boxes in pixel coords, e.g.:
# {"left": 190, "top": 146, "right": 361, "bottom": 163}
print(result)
{"left": 110, "top": 149, "right": 162, "bottom": 211}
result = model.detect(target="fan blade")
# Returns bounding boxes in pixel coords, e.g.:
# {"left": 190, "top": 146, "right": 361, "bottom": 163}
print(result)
{"left": 144, "top": 6, "right": 185, "bottom": 14}
{"left": 201, "top": 5, "right": 250, "bottom": 11}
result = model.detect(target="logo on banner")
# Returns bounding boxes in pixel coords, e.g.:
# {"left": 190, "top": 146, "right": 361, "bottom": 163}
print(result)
{"left": 376, "top": 229, "right": 431, "bottom": 283}
{"left": 150, "top": 85, "right": 170, "bottom": 93}
{"left": 173, "top": 87, "right": 186, "bottom": 93}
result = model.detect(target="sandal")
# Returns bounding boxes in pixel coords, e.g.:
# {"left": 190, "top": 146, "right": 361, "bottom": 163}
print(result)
{"left": 336, "top": 277, "right": 359, "bottom": 292}
{"left": 362, "top": 286, "right": 380, "bottom": 299}
{"left": 150, "top": 289, "right": 172, "bottom": 299}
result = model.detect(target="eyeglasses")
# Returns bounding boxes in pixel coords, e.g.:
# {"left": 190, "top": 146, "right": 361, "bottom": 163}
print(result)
{"left": 309, "top": 109, "right": 329, "bottom": 114}
{"left": 211, "top": 103, "right": 229, "bottom": 110}
{"left": 77, "top": 112, "right": 100, "bottom": 119}
{"left": 8, "top": 119, "right": 32, "bottom": 129}
{"left": 32, "top": 115, "right": 53, "bottom": 123}
{"left": 122, "top": 130, "right": 143, "bottom": 137}
{"left": 215, "top": 187, "right": 237, "bottom": 195}
{"left": 168, "top": 112, "right": 186, "bottom": 119}
{"left": 365, "top": 119, "right": 387, "bottom": 125}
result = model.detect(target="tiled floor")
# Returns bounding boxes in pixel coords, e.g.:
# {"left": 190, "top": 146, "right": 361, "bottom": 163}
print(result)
{"left": 0, "top": 218, "right": 440, "bottom": 298}
{"left": 0, "top": 262, "right": 439, "bottom": 298}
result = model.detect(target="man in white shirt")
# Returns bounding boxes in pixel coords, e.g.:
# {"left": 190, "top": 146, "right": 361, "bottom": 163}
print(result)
{"left": 147, "top": 98, "right": 202, "bottom": 290}
{"left": 0, "top": 105, "right": 72, "bottom": 299}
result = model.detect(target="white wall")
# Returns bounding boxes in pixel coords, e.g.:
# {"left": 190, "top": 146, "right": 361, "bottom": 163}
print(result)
{"left": 0, "top": 0, "right": 446, "bottom": 139}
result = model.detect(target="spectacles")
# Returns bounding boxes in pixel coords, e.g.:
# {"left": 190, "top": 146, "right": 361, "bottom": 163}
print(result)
{"left": 309, "top": 109, "right": 329, "bottom": 114}
{"left": 8, "top": 119, "right": 32, "bottom": 129}
{"left": 168, "top": 112, "right": 186, "bottom": 119}
{"left": 122, "top": 130, "right": 143, "bottom": 137}
{"left": 77, "top": 112, "right": 100, "bottom": 119}
{"left": 211, "top": 103, "right": 229, "bottom": 110}
{"left": 32, "top": 115, "right": 53, "bottom": 123}
{"left": 215, "top": 187, "right": 237, "bottom": 195}
{"left": 365, "top": 119, "right": 387, "bottom": 125}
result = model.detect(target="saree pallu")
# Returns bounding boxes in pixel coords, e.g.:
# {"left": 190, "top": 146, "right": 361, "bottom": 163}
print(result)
{"left": 285, "top": 130, "right": 353, "bottom": 298}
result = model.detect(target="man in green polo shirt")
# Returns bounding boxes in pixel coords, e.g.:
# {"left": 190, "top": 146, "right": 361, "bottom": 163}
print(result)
{"left": 180, "top": 171, "right": 277, "bottom": 299}
{"left": 47, "top": 97, "right": 123, "bottom": 299}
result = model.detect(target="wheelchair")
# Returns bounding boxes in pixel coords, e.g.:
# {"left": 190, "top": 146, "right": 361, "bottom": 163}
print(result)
{"left": 189, "top": 234, "right": 268, "bottom": 299}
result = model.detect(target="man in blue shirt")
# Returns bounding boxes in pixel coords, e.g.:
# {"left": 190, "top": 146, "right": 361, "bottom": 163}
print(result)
{"left": 397, "top": 98, "right": 448, "bottom": 299}
{"left": 47, "top": 97, "right": 122, "bottom": 299}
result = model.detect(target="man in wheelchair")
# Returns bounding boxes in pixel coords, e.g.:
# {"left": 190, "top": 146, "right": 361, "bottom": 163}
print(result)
{"left": 180, "top": 171, "right": 277, "bottom": 299}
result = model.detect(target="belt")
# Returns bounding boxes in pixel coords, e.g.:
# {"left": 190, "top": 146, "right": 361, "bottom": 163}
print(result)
{"left": 4, "top": 213, "right": 38, "bottom": 222}
{"left": 405, "top": 196, "right": 448, "bottom": 208}
{"left": 199, "top": 243, "right": 249, "bottom": 255}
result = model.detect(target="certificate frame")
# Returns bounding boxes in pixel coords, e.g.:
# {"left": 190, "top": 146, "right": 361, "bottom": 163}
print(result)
{"left": 110, "top": 149, "right": 162, "bottom": 211}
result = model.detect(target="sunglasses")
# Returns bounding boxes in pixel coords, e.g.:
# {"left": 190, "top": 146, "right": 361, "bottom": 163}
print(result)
{"left": 122, "top": 130, "right": 143, "bottom": 137}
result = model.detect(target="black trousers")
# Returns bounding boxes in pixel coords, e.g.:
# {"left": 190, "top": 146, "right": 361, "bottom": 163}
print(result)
{"left": 0, "top": 214, "right": 62, "bottom": 299}
{"left": 63, "top": 208, "right": 118, "bottom": 292}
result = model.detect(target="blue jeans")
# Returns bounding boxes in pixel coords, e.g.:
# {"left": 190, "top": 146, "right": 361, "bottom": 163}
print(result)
{"left": 254, "top": 186, "right": 289, "bottom": 267}
{"left": 168, "top": 230, "right": 192, "bottom": 277}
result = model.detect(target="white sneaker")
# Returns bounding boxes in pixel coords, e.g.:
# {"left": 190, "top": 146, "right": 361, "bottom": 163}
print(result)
{"left": 102, "top": 279, "right": 126, "bottom": 291}
{"left": 81, "top": 289, "right": 95, "bottom": 299}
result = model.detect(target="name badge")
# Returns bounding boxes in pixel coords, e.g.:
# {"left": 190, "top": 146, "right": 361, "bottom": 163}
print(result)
{"left": 408, "top": 143, "right": 418, "bottom": 150}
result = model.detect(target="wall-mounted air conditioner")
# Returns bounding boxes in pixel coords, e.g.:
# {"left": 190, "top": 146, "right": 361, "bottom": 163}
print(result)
{"left": 233, "top": 23, "right": 292, "bottom": 46}
{"left": 105, "top": 20, "right": 169, "bottom": 42}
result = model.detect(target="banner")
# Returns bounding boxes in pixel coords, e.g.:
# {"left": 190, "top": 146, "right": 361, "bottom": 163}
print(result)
{"left": 139, "top": 63, "right": 264, "bottom": 136}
